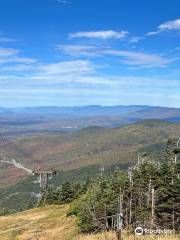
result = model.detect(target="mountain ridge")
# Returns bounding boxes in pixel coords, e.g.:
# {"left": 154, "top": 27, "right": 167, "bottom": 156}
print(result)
{"left": 1, "top": 105, "right": 180, "bottom": 138}
{"left": 0, "top": 119, "right": 180, "bottom": 188}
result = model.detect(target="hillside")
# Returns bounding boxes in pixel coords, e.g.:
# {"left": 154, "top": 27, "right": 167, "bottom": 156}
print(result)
{"left": 0, "top": 164, "right": 130, "bottom": 212}
{"left": 1, "top": 120, "right": 180, "bottom": 188}
{"left": 0, "top": 205, "right": 78, "bottom": 240}
{"left": 0, "top": 205, "right": 179, "bottom": 240}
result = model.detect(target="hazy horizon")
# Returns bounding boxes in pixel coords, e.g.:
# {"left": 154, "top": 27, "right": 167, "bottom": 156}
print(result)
{"left": 0, "top": 104, "right": 180, "bottom": 110}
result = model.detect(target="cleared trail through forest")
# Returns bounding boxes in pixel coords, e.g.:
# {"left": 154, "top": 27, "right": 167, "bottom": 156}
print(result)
{"left": 0, "top": 157, "right": 32, "bottom": 174}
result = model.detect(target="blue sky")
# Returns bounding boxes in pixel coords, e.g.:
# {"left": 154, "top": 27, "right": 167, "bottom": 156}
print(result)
{"left": 0, "top": 0, "right": 180, "bottom": 107}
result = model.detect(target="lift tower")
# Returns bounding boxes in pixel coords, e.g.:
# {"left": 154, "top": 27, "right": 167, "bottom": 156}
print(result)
{"left": 32, "top": 170, "right": 57, "bottom": 189}
{"left": 0, "top": 135, "right": 57, "bottom": 189}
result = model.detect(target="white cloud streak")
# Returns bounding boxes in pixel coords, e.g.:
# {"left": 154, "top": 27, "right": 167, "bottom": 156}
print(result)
{"left": 57, "top": 44, "right": 175, "bottom": 68}
{"left": 0, "top": 59, "right": 114, "bottom": 86}
{"left": 0, "top": 47, "right": 19, "bottom": 57}
{"left": 146, "top": 19, "right": 180, "bottom": 36}
{"left": 0, "top": 57, "right": 37, "bottom": 64}
{"left": 69, "top": 30, "right": 129, "bottom": 39}
{"left": 56, "top": 44, "right": 103, "bottom": 57}
{"left": 103, "top": 49, "right": 174, "bottom": 67}
{"left": 0, "top": 47, "right": 37, "bottom": 64}
{"left": 38, "top": 60, "right": 94, "bottom": 75}
{"left": 1, "top": 74, "right": 180, "bottom": 90}
{"left": 1, "top": 64, "right": 35, "bottom": 72}
{"left": 129, "top": 36, "right": 142, "bottom": 43}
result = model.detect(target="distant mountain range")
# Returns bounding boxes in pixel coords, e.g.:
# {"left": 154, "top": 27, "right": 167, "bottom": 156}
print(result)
{"left": 1, "top": 105, "right": 180, "bottom": 118}
{"left": 0, "top": 105, "right": 180, "bottom": 138}
{"left": 0, "top": 105, "right": 149, "bottom": 118}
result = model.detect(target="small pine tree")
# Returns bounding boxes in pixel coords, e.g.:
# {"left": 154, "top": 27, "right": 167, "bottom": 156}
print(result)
{"left": 60, "top": 182, "right": 75, "bottom": 203}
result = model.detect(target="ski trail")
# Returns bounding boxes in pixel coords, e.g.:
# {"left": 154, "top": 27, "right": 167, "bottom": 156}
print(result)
{"left": 0, "top": 157, "right": 32, "bottom": 174}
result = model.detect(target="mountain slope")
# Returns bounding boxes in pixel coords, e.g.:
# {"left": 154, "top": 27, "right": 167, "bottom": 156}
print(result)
{"left": 0, "top": 120, "right": 180, "bottom": 188}
{"left": 5, "top": 120, "right": 179, "bottom": 168}
{"left": 128, "top": 106, "right": 180, "bottom": 119}
{"left": 0, "top": 205, "right": 78, "bottom": 240}
{"left": 0, "top": 205, "right": 179, "bottom": 240}
{"left": 0, "top": 120, "right": 178, "bottom": 193}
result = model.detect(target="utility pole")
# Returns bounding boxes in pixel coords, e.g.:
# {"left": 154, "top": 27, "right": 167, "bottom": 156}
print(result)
{"left": 171, "top": 172, "right": 175, "bottom": 232}
{"left": 129, "top": 192, "right": 132, "bottom": 225}
{"left": 174, "top": 137, "right": 180, "bottom": 163}
{"left": 128, "top": 167, "right": 132, "bottom": 186}
{"left": 147, "top": 176, "right": 152, "bottom": 206}
{"left": 172, "top": 205, "right": 175, "bottom": 232}
{"left": 151, "top": 187, "right": 155, "bottom": 226}
{"left": 137, "top": 153, "right": 140, "bottom": 167}
{"left": 116, "top": 213, "right": 123, "bottom": 240}
{"left": 128, "top": 167, "right": 133, "bottom": 225}
{"left": 100, "top": 165, "right": 105, "bottom": 176}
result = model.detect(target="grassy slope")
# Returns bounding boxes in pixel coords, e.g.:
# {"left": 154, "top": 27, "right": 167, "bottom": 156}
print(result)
{"left": 0, "top": 205, "right": 78, "bottom": 240}
{"left": 77, "top": 232, "right": 179, "bottom": 240}
{"left": 0, "top": 205, "right": 179, "bottom": 240}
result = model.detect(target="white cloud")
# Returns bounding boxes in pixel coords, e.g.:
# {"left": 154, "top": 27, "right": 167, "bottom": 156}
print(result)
{"left": 111, "top": 76, "right": 180, "bottom": 88}
{"left": 1, "top": 64, "right": 35, "bottom": 72}
{"left": 0, "top": 47, "right": 37, "bottom": 64}
{"left": 0, "top": 59, "right": 114, "bottom": 86}
{"left": 146, "top": 31, "right": 159, "bottom": 36}
{"left": 146, "top": 19, "right": 180, "bottom": 36}
{"left": 129, "top": 36, "right": 142, "bottom": 43}
{"left": 0, "top": 47, "right": 19, "bottom": 57}
{"left": 57, "top": 44, "right": 174, "bottom": 68}
{"left": 25, "top": 60, "right": 111, "bottom": 84}
{"left": 56, "top": 44, "right": 103, "bottom": 57}
{"left": 38, "top": 60, "right": 94, "bottom": 75}
{"left": 1, "top": 74, "right": 180, "bottom": 91}
{"left": 158, "top": 19, "right": 180, "bottom": 31}
{"left": 0, "top": 57, "right": 37, "bottom": 64}
{"left": 30, "top": 75, "right": 114, "bottom": 85}
{"left": 69, "top": 30, "right": 129, "bottom": 39}
{"left": 103, "top": 49, "right": 174, "bottom": 67}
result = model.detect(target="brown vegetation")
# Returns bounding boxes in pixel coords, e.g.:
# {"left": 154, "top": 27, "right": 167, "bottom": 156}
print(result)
{"left": 0, "top": 205, "right": 179, "bottom": 240}
{"left": 1, "top": 120, "right": 180, "bottom": 187}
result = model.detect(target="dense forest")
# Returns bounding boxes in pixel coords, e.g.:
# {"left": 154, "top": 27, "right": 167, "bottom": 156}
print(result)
{"left": 39, "top": 138, "right": 180, "bottom": 233}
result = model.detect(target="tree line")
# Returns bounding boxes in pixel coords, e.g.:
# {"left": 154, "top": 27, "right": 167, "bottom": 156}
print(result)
{"left": 40, "top": 138, "right": 180, "bottom": 233}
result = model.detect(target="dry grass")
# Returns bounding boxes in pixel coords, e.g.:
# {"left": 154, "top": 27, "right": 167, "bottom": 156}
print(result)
{"left": 0, "top": 205, "right": 78, "bottom": 240}
{"left": 0, "top": 205, "right": 179, "bottom": 240}
{"left": 76, "top": 231, "right": 179, "bottom": 240}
